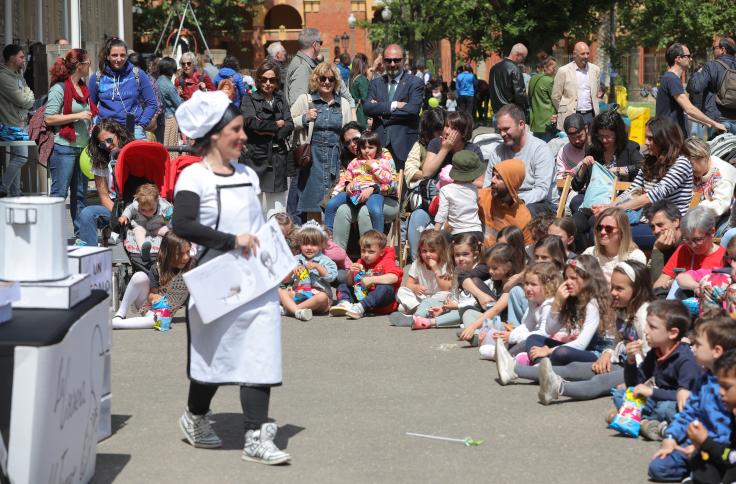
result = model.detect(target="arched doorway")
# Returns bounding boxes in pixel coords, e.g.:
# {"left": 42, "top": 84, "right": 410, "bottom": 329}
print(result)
{"left": 263, "top": 5, "right": 301, "bottom": 57}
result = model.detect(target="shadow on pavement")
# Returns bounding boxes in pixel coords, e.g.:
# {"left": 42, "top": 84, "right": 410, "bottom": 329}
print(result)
{"left": 210, "top": 413, "right": 305, "bottom": 450}
{"left": 91, "top": 453, "right": 131, "bottom": 483}
{"left": 111, "top": 414, "right": 131, "bottom": 437}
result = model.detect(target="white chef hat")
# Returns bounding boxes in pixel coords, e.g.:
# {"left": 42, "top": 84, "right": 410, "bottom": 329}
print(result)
{"left": 175, "top": 90, "right": 235, "bottom": 139}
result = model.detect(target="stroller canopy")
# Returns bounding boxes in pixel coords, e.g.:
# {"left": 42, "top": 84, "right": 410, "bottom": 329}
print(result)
{"left": 114, "top": 140, "right": 169, "bottom": 200}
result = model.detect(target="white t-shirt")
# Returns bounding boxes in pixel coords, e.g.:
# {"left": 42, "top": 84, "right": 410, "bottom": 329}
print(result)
{"left": 174, "top": 160, "right": 261, "bottom": 233}
{"left": 407, "top": 260, "right": 449, "bottom": 296}
{"left": 91, "top": 165, "right": 115, "bottom": 198}
{"left": 435, "top": 182, "right": 482, "bottom": 234}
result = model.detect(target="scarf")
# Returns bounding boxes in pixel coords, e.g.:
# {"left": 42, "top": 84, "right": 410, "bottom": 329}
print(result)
{"left": 59, "top": 77, "right": 98, "bottom": 142}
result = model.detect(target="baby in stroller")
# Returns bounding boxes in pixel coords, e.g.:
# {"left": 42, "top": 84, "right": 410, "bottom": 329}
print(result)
{"left": 118, "top": 183, "right": 173, "bottom": 263}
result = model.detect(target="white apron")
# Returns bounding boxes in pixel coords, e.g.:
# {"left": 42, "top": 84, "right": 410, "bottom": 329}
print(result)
{"left": 187, "top": 174, "right": 282, "bottom": 385}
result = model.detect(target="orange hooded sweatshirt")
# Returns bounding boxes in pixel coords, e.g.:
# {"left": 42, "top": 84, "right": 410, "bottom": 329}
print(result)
{"left": 478, "top": 158, "right": 534, "bottom": 246}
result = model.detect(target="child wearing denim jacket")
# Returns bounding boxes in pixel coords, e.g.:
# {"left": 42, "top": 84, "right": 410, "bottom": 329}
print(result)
{"left": 647, "top": 312, "right": 736, "bottom": 481}
{"left": 614, "top": 300, "right": 701, "bottom": 438}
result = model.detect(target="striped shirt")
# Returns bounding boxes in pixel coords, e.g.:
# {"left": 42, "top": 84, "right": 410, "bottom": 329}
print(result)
{"left": 630, "top": 156, "right": 693, "bottom": 216}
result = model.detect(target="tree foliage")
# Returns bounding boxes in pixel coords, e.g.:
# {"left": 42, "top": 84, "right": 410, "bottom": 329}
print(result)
{"left": 618, "top": 0, "right": 736, "bottom": 59}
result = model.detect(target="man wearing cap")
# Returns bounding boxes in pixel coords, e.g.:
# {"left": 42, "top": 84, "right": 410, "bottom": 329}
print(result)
{"left": 434, "top": 150, "right": 485, "bottom": 240}
{"left": 478, "top": 158, "right": 534, "bottom": 246}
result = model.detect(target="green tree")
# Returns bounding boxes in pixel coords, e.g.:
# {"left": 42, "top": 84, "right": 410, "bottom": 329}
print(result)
{"left": 618, "top": 0, "right": 736, "bottom": 59}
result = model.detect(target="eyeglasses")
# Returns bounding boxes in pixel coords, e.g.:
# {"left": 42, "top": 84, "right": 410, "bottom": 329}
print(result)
{"left": 384, "top": 58, "right": 404, "bottom": 64}
{"left": 319, "top": 75, "right": 336, "bottom": 83}
{"left": 98, "top": 136, "right": 115, "bottom": 149}
{"left": 685, "top": 236, "right": 707, "bottom": 245}
{"left": 346, "top": 136, "right": 361, "bottom": 145}
{"left": 679, "top": 54, "right": 692, "bottom": 59}
{"left": 596, "top": 224, "right": 617, "bottom": 234}
{"left": 259, "top": 76, "right": 278, "bottom": 84}
{"left": 712, "top": 45, "right": 722, "bottom": 51}
{"left": 181, "top": 62, "right": 193, "bottom": 66}
{"left": 598, "top": 134, "right": 616, "bottom": 141}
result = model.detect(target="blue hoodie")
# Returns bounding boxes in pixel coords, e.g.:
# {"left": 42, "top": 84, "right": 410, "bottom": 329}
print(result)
{"left": 89, "top": 61, "right": 159, "bottom": 129}
{"left": 665, "top": 371, "right": 732, "bottom": 445}
{"left": 213, "top": 67, "right": 246, "bottom": 107}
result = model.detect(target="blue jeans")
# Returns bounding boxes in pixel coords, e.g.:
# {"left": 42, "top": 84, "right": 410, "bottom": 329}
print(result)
{"left": 506, "top": 285, "right": 528, "bottom": 326}
{"left": 78, "top": 204, "right": 111, "bottom": 246}
{"left": 1, "top": 144, "right": 28, "bottom": 196}
{"left": 612, "top": 387, "right": 678, "bottom": 422}
{"left": 408, "top": 209, "right": 432, "bottom": 262}
{"left": 525, "top": 334, "right": 599, "bottom": 365}
{"left": 723, "top": 119, "right": 736, "bottom": 135}
{"left": 49, "top": 144, "right": 87, "bottom": 235}
{"left": 324, "top": 191, "right": 384, "bottom": 232}
{"left": 648, "top": 450, "right": 690, "bottom": 482}
{"left": 336, "top": 282, "right": 396, "bottom": 312}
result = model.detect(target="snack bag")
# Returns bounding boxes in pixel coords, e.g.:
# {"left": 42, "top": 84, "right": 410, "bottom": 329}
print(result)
{"left": 152, "top": 296, "right": 172, "bottom": 332}
{"left": 293, "top": 265, "right": 314, "bottom": 302}
{"left": 353, "top": 271, "right": 368, "bottom": 301}
{"left": 609, "top": 387, "right": 647, "bottom": 437}
{"left": 682, "top": 297, "right": 700, "bottom": 317}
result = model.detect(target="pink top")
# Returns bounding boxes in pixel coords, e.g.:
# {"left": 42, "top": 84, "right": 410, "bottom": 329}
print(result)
{"left": 332, "top": 152, "right": 396, "bottom": 197}
{"left": 324, "top": 239, "right": 352, "bottom": 269}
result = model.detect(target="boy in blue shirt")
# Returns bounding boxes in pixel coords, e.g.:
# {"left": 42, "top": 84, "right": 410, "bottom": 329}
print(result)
{"left": 648, "top": 312, "right": 736, "bottom": 481}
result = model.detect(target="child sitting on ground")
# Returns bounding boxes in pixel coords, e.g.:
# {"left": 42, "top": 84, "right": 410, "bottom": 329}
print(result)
{"left": 324, "top": 130, "right": 395, "bottom": 233}
{"left": 119, "top": 183, "right": 173, "bottom": 263}
{"left": 329, "top": 230, "right": 402, "bottom": 320}
{"left": 548, "top": 217, "right": 577, "bottom": 258}
{"left": 278, "top": 223, "right": 337, "bottom": 321}
{"left": 112, "top": 231, "right": 192, "bottom": 329}
{"left": 613, "top": 300, "right": 701, "bottom": 439}
{"left": 433, "top": 150, "right": 485, "bottom": 241}
{"left": 532, "top": 235, "right": 567, "bottom": 269}
{"left": 389, "top": 229, "right": 453, "bottom": 326}
{"left": 411, "top": 233, "right": 484, "bottom": 330}
{"left": 647, "top": 311, "right": 736, "bottom": 481}
{"left": 688, "top": 348, "right": 736, "bottom": 484}
{"left": 479, "top": 261, "right": 562, "bottom": 361}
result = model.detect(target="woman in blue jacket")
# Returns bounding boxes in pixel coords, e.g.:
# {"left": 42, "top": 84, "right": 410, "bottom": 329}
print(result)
{"left": 213, "top": 56, "right": 246, "bottom": 107}
{"left": 89, "top": 37, "right": 159, "bottom": 140}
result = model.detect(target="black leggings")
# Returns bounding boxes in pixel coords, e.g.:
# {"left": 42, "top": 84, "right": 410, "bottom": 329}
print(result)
{"left": 187, "top": 381, "right": 271, "bottom": 432}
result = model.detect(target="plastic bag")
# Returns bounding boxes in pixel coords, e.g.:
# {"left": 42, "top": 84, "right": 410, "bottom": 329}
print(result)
{"left": 580, "top": 163, "right": 615, "bottom": 209}
{"left": 609, "top": 387, "right": 647, "bottom": 437}
{"left": 353, "top": 271, "right": 368, "bottom": 301}
{"left": 152, "top": 296, "right": 172, "bottom": 332}
{"left": 293, "top": 265, "right": 314, "bottom": 302}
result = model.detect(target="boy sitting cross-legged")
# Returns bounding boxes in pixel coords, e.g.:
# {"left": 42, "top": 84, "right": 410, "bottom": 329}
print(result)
{"left": 329, "top": 230, "right": 403, "bottom": 320}
{"left": 648, "top": 310, "right": 736, "bottom": 482}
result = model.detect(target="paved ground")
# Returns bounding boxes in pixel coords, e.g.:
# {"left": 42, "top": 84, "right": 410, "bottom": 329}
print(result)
{"left": 92, "top": 313, "right": 657, "bottom": 484}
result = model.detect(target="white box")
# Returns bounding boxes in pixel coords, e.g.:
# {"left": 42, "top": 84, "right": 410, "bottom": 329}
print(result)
{"left": 67, "top": 246, "right": 112, "bottom": 295}
{"left": 97, "top": 393, "right": 112, "bottom": 442}
{"left": 102, "top": 352, "right": 111, "bottom": 395}
{"left": 0, "top": 282, "right": 20, "bottom": 323}
{"left": 13, "top": 273, "right": 91, "bottom": 309}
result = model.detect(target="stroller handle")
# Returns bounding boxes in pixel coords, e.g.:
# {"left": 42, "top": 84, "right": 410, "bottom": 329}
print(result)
{"left": 165, "top": 145, "right": 196, "bottom": 154}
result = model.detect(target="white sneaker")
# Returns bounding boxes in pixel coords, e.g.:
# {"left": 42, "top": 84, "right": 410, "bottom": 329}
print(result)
{"left": 242, "top": 423, "right": 291, "bottom": 465}
{"left": 294, "top": 308, "right": 312, "bottom": 321}
{"left": 329, "top": 300, "right": 352, "bottom": 316}
{"left": 111, "top": 315, "right": 125, "bottom": 328}
{"left": 479, "top": 344, "right": 496, "bottom": 361}
{"left": 495, "top": 337, "right": 517, "bottom": 385}
{"left": 179, "top": 408, "right": 223, "bottom": 448}
{"left": 538, "top": 358, "right": 563, "bottom": 405}
{"left": 345, "top": 303, "right": 365, "bottom": 320}
{"left": 280, "top": 306, "right": 285, "bottom": 316}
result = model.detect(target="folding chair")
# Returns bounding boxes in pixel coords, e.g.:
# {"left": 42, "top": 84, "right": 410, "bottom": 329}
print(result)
{"left": 556, "top": 175, "right": 573, "bottom": 218}
{"left": 611, "top": 178, "right": 632, "bottom": 203}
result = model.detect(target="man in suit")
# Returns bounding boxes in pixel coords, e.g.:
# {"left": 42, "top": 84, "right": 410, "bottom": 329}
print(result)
{"left": 551, "top": 42, "right": 602, "bottom": 129}
{"left": 364, "top": 44, "right": 425, "bottom": 170}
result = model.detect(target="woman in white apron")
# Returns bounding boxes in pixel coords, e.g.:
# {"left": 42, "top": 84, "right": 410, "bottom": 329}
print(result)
{"left": 172, "top": 90, "right": 290, "bottom": 465}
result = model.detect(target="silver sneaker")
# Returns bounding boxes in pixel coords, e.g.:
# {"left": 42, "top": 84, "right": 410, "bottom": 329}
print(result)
{"left": 179, "top": 408, "right": 223, "bottom": 448}
{"left": 242, "top": 423, "right": 291, "bottom": 465}
{"left": 538, "top": 358, "right": 563, "bottom": 405}
{"left": 495, "top": 337, "right": 517, "bottom": 385}
{"left": 294, "top": 308, "right": 312, "bottom": 321}
{"left": 346, "top": 303, "right": 365, "bottom": 320}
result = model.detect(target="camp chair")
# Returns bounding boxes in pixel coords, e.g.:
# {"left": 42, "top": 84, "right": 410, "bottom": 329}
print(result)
{"left": 556, "top": 175, "right": 573, "bottom": 218}
{"left": 611, "top": 178, "right": 632, "bottom": 203}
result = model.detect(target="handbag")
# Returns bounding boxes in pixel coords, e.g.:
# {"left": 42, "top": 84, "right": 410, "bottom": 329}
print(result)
{"left": 293, "top": 142, "right": 312, "bottom": 169}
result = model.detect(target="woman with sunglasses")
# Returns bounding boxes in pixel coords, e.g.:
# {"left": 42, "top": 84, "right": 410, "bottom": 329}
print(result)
{"left": 44, "top": 48, "right": 96, "bottom": 238}
{"left": 290, "top": 62, "right": 355, "bottom": 220}
{"left": 240, "top": 60, "right": 294, "bottom": 216}
{"left": 77, "top": 119, "right": 132, "bottom": 246}
{"left": 581, "top": 207, "right": 646, "bottom": 284}
{"left": 175, "top": 52, "right": 215, "bottom": 102}
{"left": 89, "top": 37, "right": 159, "bottom": 140}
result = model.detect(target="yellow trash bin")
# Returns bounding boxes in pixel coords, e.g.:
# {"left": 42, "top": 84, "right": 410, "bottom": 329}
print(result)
{"left": 615, "top": 86, "right": 628, "bottom": 111}
{"left": 627, "top": 106, "right": 650, "bottom": 146}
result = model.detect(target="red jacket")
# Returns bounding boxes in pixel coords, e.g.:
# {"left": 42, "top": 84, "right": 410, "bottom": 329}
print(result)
{"left": 352, "top": 246, "right": 403, "bottom": 314}
{"left": 175, "top": 71, "right": 215, "bottom": 101}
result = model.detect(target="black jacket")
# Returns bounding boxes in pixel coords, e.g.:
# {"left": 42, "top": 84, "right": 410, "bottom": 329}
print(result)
{"left": 239, "top": 90, "right": 294, "bottom": 191}
{"left": 489, "top": 59, "right": 528, "bottom": 114}
{"left": 571, "top": 140, "right": 643, "bottom": 192}
{"left": 687, "top": 54, "right": 736, "bottom": 122}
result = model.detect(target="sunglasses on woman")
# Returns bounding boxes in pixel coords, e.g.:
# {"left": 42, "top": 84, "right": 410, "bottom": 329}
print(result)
{"left": 597, "top": 224, "right": 617, "bottom": 234}
{"left": 98, "top": 137, "right": 115, "bottom": 150}
{"left": 319, "top": 76, "right": 336, "bottom": 83}
{"left": 260, "top": 76, "right": 278, "bottom": 84}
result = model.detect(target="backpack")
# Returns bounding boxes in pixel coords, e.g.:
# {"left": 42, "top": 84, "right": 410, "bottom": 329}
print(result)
{"left": 715, "top": 59, "right": 736, "bottom": 110}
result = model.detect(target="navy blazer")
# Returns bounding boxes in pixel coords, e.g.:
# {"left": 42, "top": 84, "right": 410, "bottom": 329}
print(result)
{"left": 364, "top": 71, "right": 424, "bottom": 166}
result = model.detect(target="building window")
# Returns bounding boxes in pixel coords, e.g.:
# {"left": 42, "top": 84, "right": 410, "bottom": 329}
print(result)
{"left": 304, "top": 0, "right": 320, "bottom": 13}
{"left": 351, "top": 0, "right": 366, "bottom": 11}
